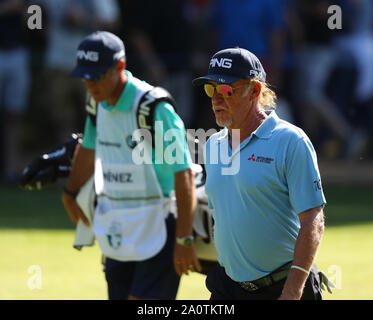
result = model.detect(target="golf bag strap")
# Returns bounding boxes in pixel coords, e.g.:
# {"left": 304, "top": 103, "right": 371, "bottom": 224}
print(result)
{"left": 85, "top": 87, "right": 176, "bottom": 144}
{"left": 135, "top": 86, "right": 176, "bottom": 146}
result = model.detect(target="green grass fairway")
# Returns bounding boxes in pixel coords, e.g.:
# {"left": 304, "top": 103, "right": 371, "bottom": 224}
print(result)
{"left": 317, "top": 223, "right": 373, "bottom": 300}
{"left": 1, "top": 184, "right": 372, "bottom": 300}
{"left": 0, "top": 228, "right": 210, "bottom": 300}
{"left": 0, "top": 229, "right": 106, "bottom": 300}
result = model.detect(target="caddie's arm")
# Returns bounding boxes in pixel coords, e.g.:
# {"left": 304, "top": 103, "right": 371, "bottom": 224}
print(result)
{"left": 279, "top": 206, "right": 325, "bottom": 300}
{"left": 173, "top": 168, "right": 202, "bottom": 276}
{"left": 62, "top": 143, "right": 94, "bottom": 226}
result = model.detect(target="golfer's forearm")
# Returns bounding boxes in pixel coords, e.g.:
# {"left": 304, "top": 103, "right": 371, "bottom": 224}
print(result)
{"left": 281, "top": 207, "right": 324, "bottom": 298}
{"left": 282, "top": 228, "right": 321, "bottom": 297}
{"left": 65, "top": 144, "right": 95, "bottom": 192}
{"left": 174, "top": 168, "right": 196, "bottom": 237}
{"left": 293, "top": 209, "right": 324, "bottom": 271}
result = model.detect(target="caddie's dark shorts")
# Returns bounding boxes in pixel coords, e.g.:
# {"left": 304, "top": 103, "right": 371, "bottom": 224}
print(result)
{"left": 206, "top": 263, "right": 322, "bottom": 300}
{"left": 104, "top": 214, "right": 180, "bottom": 300}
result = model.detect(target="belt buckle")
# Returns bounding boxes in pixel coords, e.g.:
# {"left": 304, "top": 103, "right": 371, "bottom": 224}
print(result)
{"left": 240, "top": 281, "right": 259, "bottom": 292}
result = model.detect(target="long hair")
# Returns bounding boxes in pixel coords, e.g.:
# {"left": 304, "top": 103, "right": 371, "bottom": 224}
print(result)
{"left": 249, "top": 78, "right": 277, "bottom": 109}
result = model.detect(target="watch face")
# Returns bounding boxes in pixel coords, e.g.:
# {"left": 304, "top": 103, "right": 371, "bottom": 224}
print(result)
{"left": 184, "top": 238, "right": 193, "bottom": 247}
{"left": 177, "top": 236, "right": 194, "bottom": 247}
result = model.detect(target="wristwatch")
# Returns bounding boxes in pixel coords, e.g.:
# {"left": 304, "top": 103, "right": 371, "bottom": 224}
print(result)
{"left": 176, "top": 236, "right": 194, "bottom": 247}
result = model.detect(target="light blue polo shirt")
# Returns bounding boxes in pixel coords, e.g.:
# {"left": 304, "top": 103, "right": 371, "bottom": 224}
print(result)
{"left": 204, "top": 111, "right": 326, "bottom": 282}
{"left": 82, "top": 70, "right": 192, "bottom": 196}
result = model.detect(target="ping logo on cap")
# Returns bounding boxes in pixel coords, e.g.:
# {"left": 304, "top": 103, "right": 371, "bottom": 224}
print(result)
{"left": 77, "top": 50, "right": 99, "bottom": 62}
{"left": 209, "top": 58, "right": 232, "bottom": 69}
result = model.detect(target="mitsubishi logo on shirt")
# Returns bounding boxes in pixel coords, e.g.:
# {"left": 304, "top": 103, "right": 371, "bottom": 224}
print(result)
{"left": 248, "top": 153, "right": 274, "bottom": 164}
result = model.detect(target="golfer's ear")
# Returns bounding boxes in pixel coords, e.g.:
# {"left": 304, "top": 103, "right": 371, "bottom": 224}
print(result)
{"left": 116, "top": 59, "right": 126, "bottom": 72}
{"left": 251, "top": 81, "right": 261, "bottom": 98}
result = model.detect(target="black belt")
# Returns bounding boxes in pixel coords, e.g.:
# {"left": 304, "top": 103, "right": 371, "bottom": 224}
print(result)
{"left": 237, "top": 262, "right": 292, "bottom": 292}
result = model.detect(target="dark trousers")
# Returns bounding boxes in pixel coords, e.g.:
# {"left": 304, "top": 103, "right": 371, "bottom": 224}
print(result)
{"left": 206, "top": 264, "right": 322, "bottom": 300}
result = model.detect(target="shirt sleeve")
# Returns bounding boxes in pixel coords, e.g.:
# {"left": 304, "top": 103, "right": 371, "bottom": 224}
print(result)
{"left": 82, "top": 116, "right": 96, "bottom": 150}
{"left": 153, "top": 101, "right": 192, "bottom": 173}
{"left": 286, "top": 137, "right": 326, "bottom": 214}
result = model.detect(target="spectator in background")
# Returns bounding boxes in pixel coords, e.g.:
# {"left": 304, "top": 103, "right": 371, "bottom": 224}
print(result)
{"left": 127, "top": 0, "right": 196, "bottom": 129}
{"left": 292, "top": 0, "right": 356, "bottom": 159}
{"left": 331, "top": 0, "right": 373, "bottom": 158}
{"left": 207, "top": 0, "right": 299, "bottom": 131}
{"left": 34, "top": 0, "right": 120, "bottom": 146}
{"left": 0, "top": 0, "right": 30, "bottom": 182}
{"left": 184, "top": 0, "right": 224, "bottom": 130}
{"left": 21, "top": 0, "right": 48, "bottom": 165}
{"left": 184, "top": 0, "right": 219, "bottom": 131}
{"left": 209, "top": 0, "right": 286, "bottom": 91}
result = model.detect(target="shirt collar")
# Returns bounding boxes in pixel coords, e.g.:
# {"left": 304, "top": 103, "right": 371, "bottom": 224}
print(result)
{"left": 252, "top": 110, "right": 278, "bottom": 139}
{"left": 100, "top": 70, "right": 136, "bottom": 112}
{"left": 217, "top": 127, "right": 229, "bottom": 142}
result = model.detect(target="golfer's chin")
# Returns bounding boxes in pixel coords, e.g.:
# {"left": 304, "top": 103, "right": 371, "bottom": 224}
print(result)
{"left": 215, "top": 116, "right": 232, "bottom": 128}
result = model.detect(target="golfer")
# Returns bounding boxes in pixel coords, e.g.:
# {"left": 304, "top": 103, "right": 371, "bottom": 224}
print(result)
{"left": 193, "top": 47, "right": 326, "bottom": 300}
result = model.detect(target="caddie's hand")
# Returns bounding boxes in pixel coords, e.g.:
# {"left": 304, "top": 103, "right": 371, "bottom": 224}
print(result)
{"left": 61, "top": 192, "right": 90, "bottom": 226}
{"left": 173, "top": 244, "right": 202, "bottom": 276}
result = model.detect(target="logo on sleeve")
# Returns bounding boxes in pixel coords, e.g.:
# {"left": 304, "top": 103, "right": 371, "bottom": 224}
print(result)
{"left": 313, "top": 179, "right": 322, "bottom": 191}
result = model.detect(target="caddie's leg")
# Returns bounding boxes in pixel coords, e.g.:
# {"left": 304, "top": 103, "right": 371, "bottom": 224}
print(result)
{"left": 104, "top": 258, "right": 135, "bottom": 300}
{"left": 129, "top": 214, "right": 180, "bottom": 300}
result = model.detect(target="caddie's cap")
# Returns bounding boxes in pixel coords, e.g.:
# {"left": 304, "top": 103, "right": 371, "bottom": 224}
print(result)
{"left": 70, "top": 31, "right": 125, "bottom": 80}
{"left": 192, "top": 47, "right": 266, "bottom": 85}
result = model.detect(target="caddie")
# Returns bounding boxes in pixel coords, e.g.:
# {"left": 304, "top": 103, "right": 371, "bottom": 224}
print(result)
{"left": 63, "top": 31, "right": 201, "bottom": 300}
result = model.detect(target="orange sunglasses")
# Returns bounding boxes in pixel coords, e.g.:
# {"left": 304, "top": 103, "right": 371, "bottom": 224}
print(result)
{"left": 204, "top": 83, "right": 246, "bottom": 98}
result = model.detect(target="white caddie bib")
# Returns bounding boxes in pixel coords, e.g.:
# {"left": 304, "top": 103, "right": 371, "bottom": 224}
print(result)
{"left": 93, "top": 201, "right": 167, "bottom": 261}
{"left": 92, "top": 78, "right": 170, "bottom": 261}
